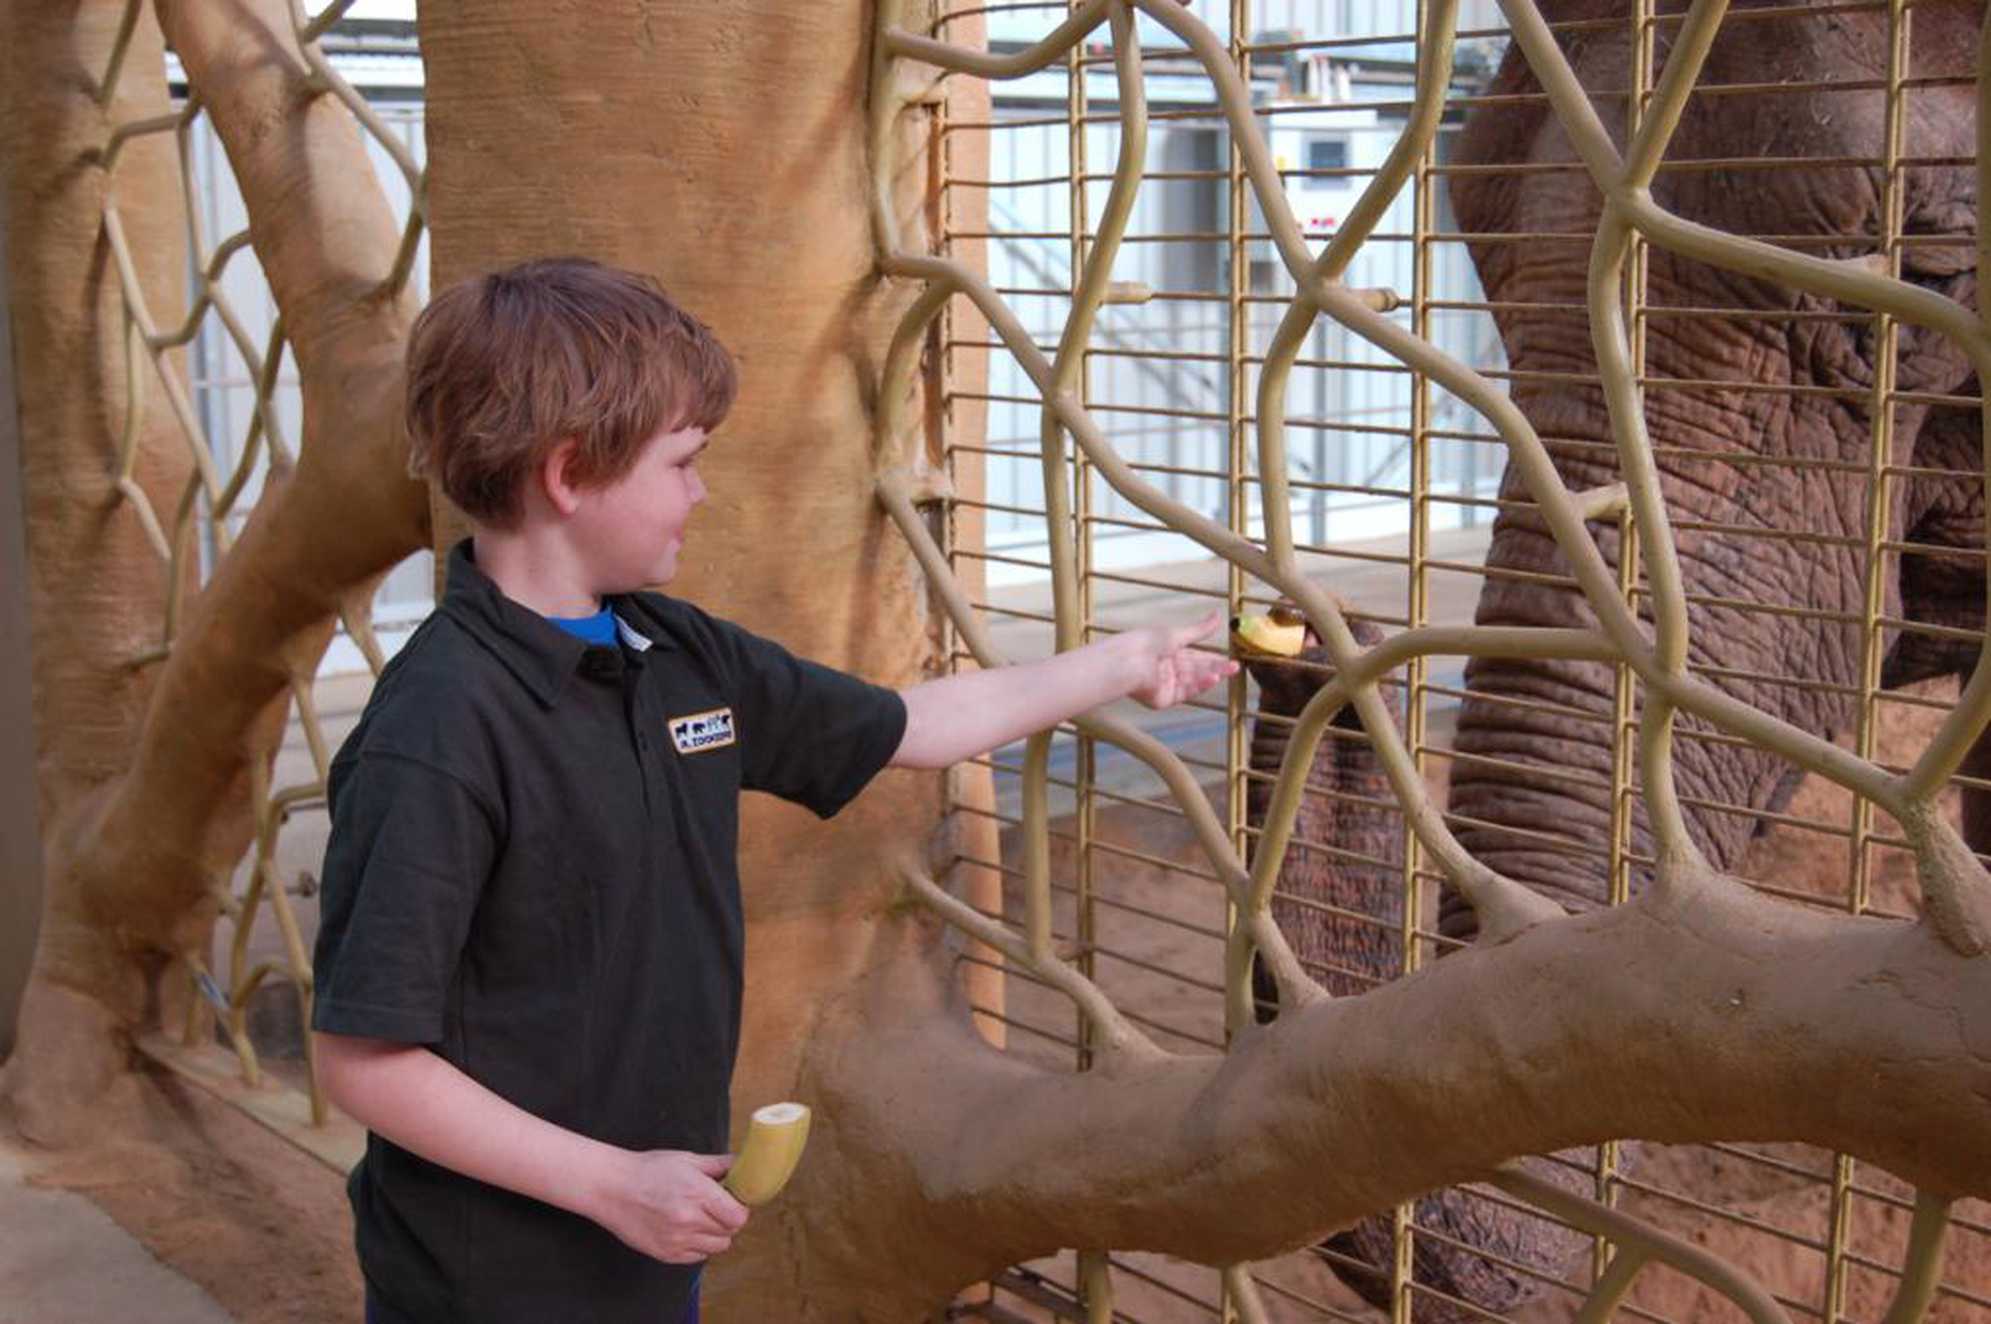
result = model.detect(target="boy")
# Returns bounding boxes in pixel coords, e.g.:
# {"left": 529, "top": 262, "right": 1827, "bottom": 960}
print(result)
{"left": 311, "top": 258, "right": 1235, "bottom": 1323}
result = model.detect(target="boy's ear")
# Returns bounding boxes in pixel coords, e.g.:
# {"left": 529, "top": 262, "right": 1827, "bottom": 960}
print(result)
{"left": 541, "top": 437, "right": 585, "bottom": 517}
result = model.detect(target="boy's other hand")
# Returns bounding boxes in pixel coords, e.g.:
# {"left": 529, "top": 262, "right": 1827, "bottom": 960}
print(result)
{"left": 593, "top": 1149, "right": 750, "bottom": 1265}
{"left": 1125, "top": 608, "right": 1238, "bottom": 709}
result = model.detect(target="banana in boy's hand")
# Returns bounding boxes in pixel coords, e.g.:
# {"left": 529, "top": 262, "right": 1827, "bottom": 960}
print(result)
{"left": 721, "top": 1102, "right": 812, "bottom": 1206}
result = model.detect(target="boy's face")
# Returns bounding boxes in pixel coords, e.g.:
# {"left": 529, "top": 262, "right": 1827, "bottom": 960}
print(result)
{"left": 572, "top": 422, "right": 710, "bottom": 592}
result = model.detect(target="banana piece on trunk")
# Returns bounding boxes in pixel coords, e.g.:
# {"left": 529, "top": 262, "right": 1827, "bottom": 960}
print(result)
{"left": 1230, "top": 604, "right": 1307, "bottom": 658}
{"left": 722, "top": 1101, "right": 812, "bottom": 1206}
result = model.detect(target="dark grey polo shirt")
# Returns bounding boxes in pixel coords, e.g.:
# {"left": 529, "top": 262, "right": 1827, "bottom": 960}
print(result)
{"left": 312, "top": 540, "right": 906, "bottom": 1323}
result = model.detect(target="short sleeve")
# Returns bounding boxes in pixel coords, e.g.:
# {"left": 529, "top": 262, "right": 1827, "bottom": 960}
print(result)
{"left": 311, "top": 751, "right": 499, "bottom": 1044}
{"left": 707, "top": 619, "right": 908, "bottom": 819}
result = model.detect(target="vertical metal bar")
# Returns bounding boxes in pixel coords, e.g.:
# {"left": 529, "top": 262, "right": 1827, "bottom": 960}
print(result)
{"left": 937, "top": 1, "right": 968, "bottom": 1016}
{"left": 1223, "top": 4, "right": 1250, "bottom": 1031}
{"left": 1222, "top": 3, "right": 1250, "bottom": 1318}
{"left": 1593, "top": 0, "right": 1657, "bottom": 1282}
{"left": 1396, "top": 0, "right": 1436, "bottom": 1317}
{"left": 940, "top": 46, "right": 960, "bottom": 668}
{"left": 1404, "top": 0, "right": 1435, "bottom": 998}
{"left": 1829, "top": 2, "right": 1911, "bottom": 1318}
{"left": 1066, "top": 14, "right": 1109, "bottom": 1320}
{"left": 1078, "top": 1248, "right": 1113, "bottom": 1324}
{"left": 1069, "top": 0, "right": 1099, "bottom": 1083}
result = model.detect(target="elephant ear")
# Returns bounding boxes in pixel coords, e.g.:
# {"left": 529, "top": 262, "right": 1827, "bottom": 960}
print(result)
{"left": 1898, "top": 2, "right": 1978, "bottom": 284}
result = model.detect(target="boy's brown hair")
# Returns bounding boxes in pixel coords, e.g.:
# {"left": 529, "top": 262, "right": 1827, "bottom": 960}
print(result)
{"left": 405, "top": 257, "right": 737, "bottom": 527}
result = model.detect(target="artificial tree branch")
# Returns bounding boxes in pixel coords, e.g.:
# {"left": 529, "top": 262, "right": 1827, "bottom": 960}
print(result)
{"left": 86, "top": 0, "right": 429, "bottom": 940}
{"left": 801, "top": 864, "right": 1991, "bottom": 1315}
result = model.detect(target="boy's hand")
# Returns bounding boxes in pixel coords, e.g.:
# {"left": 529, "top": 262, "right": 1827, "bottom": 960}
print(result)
{"left": 592, "top": 1150, "right": 750, "bottom": 1265}
{"left": 1124, "top": 608, "right": 1238, "bottom": 709}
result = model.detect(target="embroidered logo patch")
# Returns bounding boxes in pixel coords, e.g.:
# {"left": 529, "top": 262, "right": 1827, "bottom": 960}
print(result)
{"left": 669, "top": 707, "right": 737, "bottom": 755}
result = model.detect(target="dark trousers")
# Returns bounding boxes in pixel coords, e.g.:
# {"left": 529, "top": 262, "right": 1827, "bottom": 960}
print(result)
{"left": 366, "top": 1277, "right": 701, "bottom": 1323}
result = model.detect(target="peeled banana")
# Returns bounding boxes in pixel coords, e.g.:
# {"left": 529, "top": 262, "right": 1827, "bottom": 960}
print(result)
{"left": 722, "top": 1101, "right": 812, "bottom": 1207}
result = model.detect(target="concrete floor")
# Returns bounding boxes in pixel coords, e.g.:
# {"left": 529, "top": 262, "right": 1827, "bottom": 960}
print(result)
{"left": 0, "top": 1141, "right": 233, "bottom": 1324}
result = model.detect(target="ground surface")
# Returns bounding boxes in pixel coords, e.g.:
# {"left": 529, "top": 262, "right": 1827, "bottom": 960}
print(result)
{"left": 2, "top": 1059, "right": 359, "bottom": 1324}
{"left": 0, "top": 1128, "right": 232, "bottom": 1324}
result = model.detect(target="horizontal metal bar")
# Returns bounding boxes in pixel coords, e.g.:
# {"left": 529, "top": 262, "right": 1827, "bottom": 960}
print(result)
{"left": 930, "top": 0, "right": 1065, "bottom": 31}
{"left": 946, "top": 546, "right": 1056, "bottom": 575}
{"left": 948, "top": 994, "right": 1084, "bottom": 1053}
{"left": 1083, "top": 836, "right": 1227, "bottom": 890}
{"left": 957, "top": 390, "right": 1233, "bottom": 424}
{"left": 1237, "top": 1268, "right": 1375, "bottom": 1324}
{"left": 1087, "top": 939, "right": 1225, "bottom": 995}
{"left": 1700, "top": 1140, "right": 1836, "bottom": 1186}
{"left": 951, "top": 847, "right": 1231, "bottom": 942}
{"left": 1074, "top": 565, "right": 1232, "bottom": 601}
{"left": 1608, "top": 1173, "right": 1835, "bottom": 1255}
{"left": 1421, "top": 682, "right": 1607, "bottom": 727}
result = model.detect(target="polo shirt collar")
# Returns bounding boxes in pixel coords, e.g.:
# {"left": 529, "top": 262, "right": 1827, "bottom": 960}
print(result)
{"left": 439, "top": 538, "right": 665, "bottom": 707}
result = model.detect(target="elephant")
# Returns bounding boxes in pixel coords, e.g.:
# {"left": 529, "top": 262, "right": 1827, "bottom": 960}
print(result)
{"left": 1242, "top": 2, "right": 1983, "bottom": 1318}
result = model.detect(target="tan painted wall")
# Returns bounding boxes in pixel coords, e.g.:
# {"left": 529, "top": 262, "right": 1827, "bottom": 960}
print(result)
{"left": 0, "top": 179, "right": 43, "bottom": 1058}
{"left": 414, "top": 6, "right": 956, "bottom": 1311}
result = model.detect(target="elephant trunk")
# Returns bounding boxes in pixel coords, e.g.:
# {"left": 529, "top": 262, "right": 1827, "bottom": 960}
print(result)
{"left": 1445, "top": 642, "right": 1625, "bottom": 939}
{"left": 1447, "top": 486, "right": 1870, "bottom": 941}
{"left": 1246, "top": 619, "right": 1406, "bottom": 1005}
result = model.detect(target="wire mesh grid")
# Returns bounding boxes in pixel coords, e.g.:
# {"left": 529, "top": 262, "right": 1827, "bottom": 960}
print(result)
{"left": 899, "top": 1, "right": 1991, "bottom": 1320}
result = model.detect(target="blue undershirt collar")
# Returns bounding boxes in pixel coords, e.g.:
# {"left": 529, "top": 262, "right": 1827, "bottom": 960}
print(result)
{"left": 547, "top": 604, "right": 619, "bottom": 648}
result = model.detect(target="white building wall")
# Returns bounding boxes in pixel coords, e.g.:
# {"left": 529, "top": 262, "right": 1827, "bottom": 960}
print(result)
{"left": 988, "top": 1, "right": 1507, "bottom": 50}
{"left": 978, "top": 50, "right": 1508, "bottom": 583}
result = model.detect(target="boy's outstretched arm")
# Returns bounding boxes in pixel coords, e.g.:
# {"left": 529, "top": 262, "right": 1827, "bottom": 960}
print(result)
{"left": 314, "top": 1031, "right": 747, "bottom": 1264}
{"left": 891, "top": 608, "right": 1237, "bottom": 770}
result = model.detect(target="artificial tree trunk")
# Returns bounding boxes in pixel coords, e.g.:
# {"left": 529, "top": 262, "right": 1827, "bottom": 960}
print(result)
{"left": 1, "top": 0, "right": 430, "bottom": 1141}
{"left": 1, "top": 0, "right": 195, "bottom": 1140}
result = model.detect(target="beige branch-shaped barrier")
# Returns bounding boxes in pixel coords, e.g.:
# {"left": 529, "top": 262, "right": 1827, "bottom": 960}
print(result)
{"left": 89, "top": 0, "right": 430, "bottom": 1121}
{"left": 870, "top": 0, "right": 1979, "bottom": 1317}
